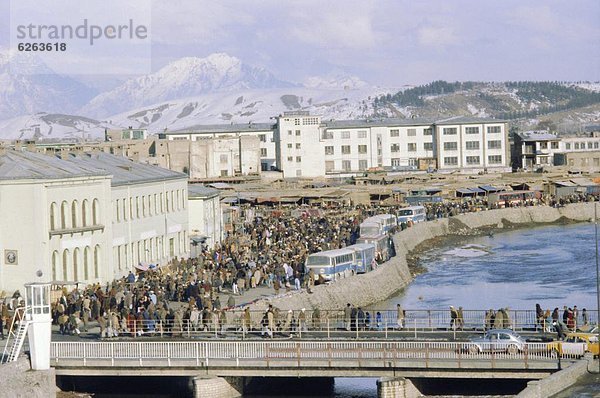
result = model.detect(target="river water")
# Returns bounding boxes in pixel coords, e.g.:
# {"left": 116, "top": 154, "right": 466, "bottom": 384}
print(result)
{"left": 325, "top": 222, "right": 599, "bottom": 398}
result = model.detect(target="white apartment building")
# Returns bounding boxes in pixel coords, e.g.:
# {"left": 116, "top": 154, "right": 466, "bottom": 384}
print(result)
{"left": 0, "top": 150, "right": 189, "bottom": 293}
{"left": 157, "top": 113, "right": 509, "bottom": 178}
{"left": 435, "top": 117, "right": 509, "bottom": 171}
{"left": 277, "top": 113, "right": 509, "bottom": 177}
{"left": 560, "top": 133, "right": 600, "bottom": 152}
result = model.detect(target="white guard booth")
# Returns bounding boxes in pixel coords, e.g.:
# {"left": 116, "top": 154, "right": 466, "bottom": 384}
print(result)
{"left": 25, "top": 282, "right": 52, "bottom": 370}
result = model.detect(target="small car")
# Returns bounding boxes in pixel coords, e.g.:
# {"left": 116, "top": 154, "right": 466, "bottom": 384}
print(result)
{"left": 547, "top": 332, "right": 599, "bottom": 357}
{"left": 468, "top": 329, "right": 526, "bottom": 354}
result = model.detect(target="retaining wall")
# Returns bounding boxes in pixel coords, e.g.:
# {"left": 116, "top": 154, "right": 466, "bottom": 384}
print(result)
{"left": 516, "top": 355, "right": 598, "bottom": 398}
{"left": 247, "top": 202, "right": 597, "bottom": 313}
{"left": 0, "top": 355, "right": 56, "bottom": 398}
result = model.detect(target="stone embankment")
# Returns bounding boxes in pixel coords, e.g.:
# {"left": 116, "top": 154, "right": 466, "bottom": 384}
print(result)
{"left": 0, "top": 355, "right": 56, "bottom": 398}
{"left": 247, "top": 202, "right": 597, "bottom": 312}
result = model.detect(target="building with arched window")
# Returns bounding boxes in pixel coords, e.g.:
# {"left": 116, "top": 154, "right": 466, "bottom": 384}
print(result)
{"left": 0, "top": 149, "right": 189, "bottom": 293}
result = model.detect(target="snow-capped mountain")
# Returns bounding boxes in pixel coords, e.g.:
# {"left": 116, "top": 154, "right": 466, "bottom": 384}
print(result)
{"left": 304, "top": 74, "right": 369, "bottom": 90}
{"left": 0, "top": 51, "right": 97, "bottom": 121}
{"left": 0, "top": 112, "right": 117, "bottom": 141}
{"left": 105, "top": 86, "right": 387, "bottom": 131}
{"left": 81, "top": 53, "right": 296, "bottom": 118}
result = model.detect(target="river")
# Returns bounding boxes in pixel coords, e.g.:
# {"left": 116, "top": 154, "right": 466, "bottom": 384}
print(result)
{"left": 324, "top": 222, "right": 599, "bottom": 397}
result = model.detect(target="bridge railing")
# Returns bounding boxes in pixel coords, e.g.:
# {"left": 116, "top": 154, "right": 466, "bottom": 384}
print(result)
{"left": 50, "top": 341, "right": 577, "bottom": 369}
{"left": 64, "top": 308, "right": 597, "bottom": 339}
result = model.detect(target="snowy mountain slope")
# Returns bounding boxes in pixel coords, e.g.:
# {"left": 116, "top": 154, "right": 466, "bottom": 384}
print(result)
{"left": 105, "top": 86, "right": 388, "bottom": 131}
{"left": 0, "top": 113, "right": 117, "bottom": 141}
{"left": 81, "top": 53, "right": 296, "bottom": 118}
{"left": 0, "top": 52, "right": 97, "bottom": 121}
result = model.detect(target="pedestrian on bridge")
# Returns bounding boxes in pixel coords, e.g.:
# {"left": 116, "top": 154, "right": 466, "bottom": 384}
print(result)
{"left": 396, "top": 304, "right": 405, "bottom": 329}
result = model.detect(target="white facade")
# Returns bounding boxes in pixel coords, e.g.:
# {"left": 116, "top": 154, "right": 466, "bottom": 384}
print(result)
{"left": 158, "top": 115, "right": 510, "bottom": 178}
{"left": 436, "top": 121, "right": 509, "bottom": 171}
{"left": 0, "top": 150, "right": 189, "bottom": 293}
{"left": 188, "top": 185, "right": 222, "bottom": 249}
{"left": 560, "top": 135, "right": 600, "bottom": 152}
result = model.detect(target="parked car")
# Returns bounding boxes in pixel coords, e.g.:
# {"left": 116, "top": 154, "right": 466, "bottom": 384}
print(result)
{"left": 547, "top": 332, "right": 599, "bottom": 358}
{"left": 468, "top": 329, "right": 526, "bottom": 354}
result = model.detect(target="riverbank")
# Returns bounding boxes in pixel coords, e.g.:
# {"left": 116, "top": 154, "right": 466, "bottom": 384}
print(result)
{"left": 245, "top": 202, "right": 598, "bottom": 313}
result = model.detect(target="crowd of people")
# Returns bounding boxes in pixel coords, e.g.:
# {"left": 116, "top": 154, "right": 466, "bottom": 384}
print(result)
{"left": 1, "top": 193, "right": 598, "bottom": 340}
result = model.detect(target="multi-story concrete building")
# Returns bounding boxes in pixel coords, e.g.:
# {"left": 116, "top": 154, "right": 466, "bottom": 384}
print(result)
{"left": 512, "top": 131, "right": 561, "bottom": 170}
{"left": 276, "top": 113, "right": 509, "bottom": 177}
{"left": 0, "top": 149, "right": 189, "bottom": 293}
{"left": 158, "top": 114, "right": 509, "bottom": 178}
{"left": 159, "top": 123, "right": 276, "bottom": 173}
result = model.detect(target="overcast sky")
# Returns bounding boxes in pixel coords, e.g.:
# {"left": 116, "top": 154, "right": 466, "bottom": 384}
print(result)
{"left": 1, "top": 0, "right": 599, "bottom": 85}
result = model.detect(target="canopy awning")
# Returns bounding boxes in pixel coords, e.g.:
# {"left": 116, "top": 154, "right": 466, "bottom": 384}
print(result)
{"left": 479, "top": 185, "right": 503, "bottom": 193}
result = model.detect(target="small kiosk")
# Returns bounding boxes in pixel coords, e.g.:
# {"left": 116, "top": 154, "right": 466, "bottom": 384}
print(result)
{"left": 25, "top": 282, "right": 52, "bottom": 370}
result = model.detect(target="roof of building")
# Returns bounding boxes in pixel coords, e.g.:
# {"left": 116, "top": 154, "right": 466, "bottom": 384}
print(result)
{"left": 516, "top": 130, "right": 559, "bottom": 141}
{"left": 64, "top": 152, "right": 187, "bottom": 186}
{"left": 168, "top": 122, "right": 275, "bottom": 134}
{"left": 0, "top": 149, "right": 109, "bottom": 181}
{"left": 322, "top": 117, "right": 436, "bottom": 130}
{"left": 188, "top": 184, "right": 220, "bottom": 199}
{"left": 434, "top": 116, "right": 505, "bottom": 125}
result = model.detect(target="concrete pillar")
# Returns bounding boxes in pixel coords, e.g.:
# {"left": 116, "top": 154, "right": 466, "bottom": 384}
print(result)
{"left": 377, "top": 377, "right": 421, "bottom": 398}
{"left": 192, "top": 376, "right": 244, "bottom": 398}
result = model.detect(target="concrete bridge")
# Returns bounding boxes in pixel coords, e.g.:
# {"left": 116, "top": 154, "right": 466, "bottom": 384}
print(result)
{"left": 51, "top": 340, "right": 574, "bottom": 397}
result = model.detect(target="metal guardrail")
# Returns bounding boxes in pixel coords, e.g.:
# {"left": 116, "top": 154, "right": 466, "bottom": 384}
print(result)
{"left": 60, "top": 308, "right": 598, "bottom": 339}
{"left": 50, "top": 341, "right": 576, "bottom": 370}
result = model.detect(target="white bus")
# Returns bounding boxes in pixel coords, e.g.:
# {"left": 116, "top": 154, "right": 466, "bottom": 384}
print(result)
{"left": 360, "top": 214, "right": 397, "bottom": 236}
{"left": 305, "top": 248, "right": 356, "bottom": 283}
{"left": 348, "top": 243, "right": 376, "bottom": 273}
{"left": 356, "top": 234, "right": 392, "bottom": 262}
{"left": 397, "top": 206, "right": 426, "bottom": 224}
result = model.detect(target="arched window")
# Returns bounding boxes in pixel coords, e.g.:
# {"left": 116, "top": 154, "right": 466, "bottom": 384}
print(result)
{"left": 52, "top": 251, "right": 59, "bottom": 281}
{"left": 149, "top": 195, "right": 153, "bottom": 216}
{"left": 129, "top": 197, "right": 133, "bottom": 220}
{"left": 50, "top": 202, "right": 57, "bottom": 231}
{"left": 92, "top": 199, "right": 100, "bottom": 225}
{"left": 154, "top": 194, "right": 158, "bottom": 214}
{"left": 83, "top": 247, "right": 90, "bottom": 280}
{"left": 61, "top": 201, "right": 68, "bottom": 229}
{"left": 182, "top": 189, "right": 186, "bottom": 209}
{"left": 166, "top": 192, "right": 170, "bottom": 212}
{"left": 93, "top": 245, "right": 100, "bottom": 278}
{"left": 123, "top": 197, "right": 128, "bottom": 221}
{"left": 62, "top": 249, "right": 70, "bottom": 281}
{"left": 73, "top": 248, "right": 80, "bottom": 281}
{"left": 82, "top": 199, "right": 89, "bottom": 227}
{"left": 142, "top": 196, "right": 147, "bottom": 217}
{"left": 124, "top": 245, "right": 128, "bottom": 269}
{"left": 150, "top": 237, "right": 155, "bottom": 260}
{"left": 136, "top": 196, "right": 140, "bottom": 218}
{"left": 160, "top": 193, "right": 164, "bottom": 213}
{"left": 176, "top": 190, "right": 180, "bottom": 210}
{"left": 71, "top": 200, "right": 79, "bottom": 228}
{"left": 115, "top": 199, "right": 120, "bottom": 222}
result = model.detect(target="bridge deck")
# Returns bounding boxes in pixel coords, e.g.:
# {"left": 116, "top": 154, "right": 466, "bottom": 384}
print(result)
{"left": 51, "top": 340, "right": 569, "bottom": 378}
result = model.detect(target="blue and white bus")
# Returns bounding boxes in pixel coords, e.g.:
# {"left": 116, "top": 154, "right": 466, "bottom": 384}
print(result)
{"left": 348, "top": 243, "right": 376, "bottom": 273}
{"left": 305, "top": 248, "right": 356, "bottom": 282}
{"left": 360, "top": 214, "right": 397, "bottom": 236}
{"left": 356, "top": 234, "right": 392, "bottom": 262}
{"left": 397, "top": 206, "right": 426, "bottom": 224}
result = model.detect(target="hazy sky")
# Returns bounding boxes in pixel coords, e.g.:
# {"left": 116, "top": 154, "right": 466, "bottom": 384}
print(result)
{"left": 1, "top": 0, "right": 599, "bottom": 85}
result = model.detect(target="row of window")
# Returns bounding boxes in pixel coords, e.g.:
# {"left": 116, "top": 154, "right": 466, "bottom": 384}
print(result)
{"left": 443, "top": 140, "right": 503, "bottom": 151}
{"left": 50, "top": 199, "right": 100, "bottom": 231}
{"left": 443, "top": 126, "right": 502, "bottom": 135}
{"left": 538, "top": 142, "right": 560, "bottom": 150}
{"left": 443, "top": 155, "right": 503, "bottom": 166}
{"left": 565, "top": 141, "right": 600, "bottom": 150}
{"left": 113, "top": 232, "right": 185, "bottom": 271}
{"left": 114, "top": 189, "right": 186, "bottom": 223}
{"left": 51, "top": 246, "right": 101, "bottom": 282}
